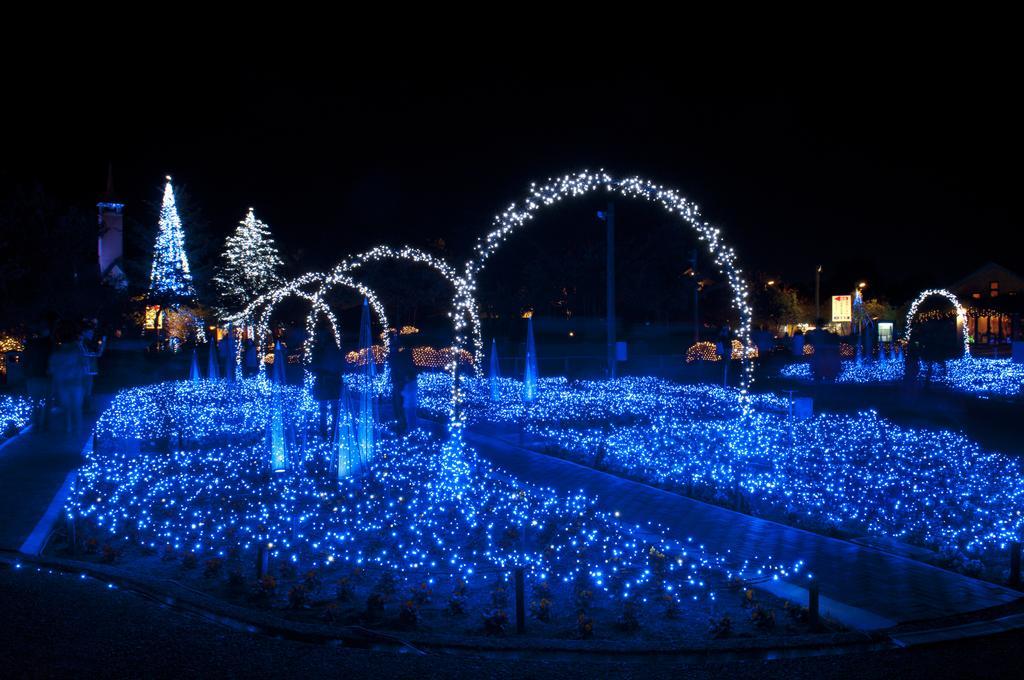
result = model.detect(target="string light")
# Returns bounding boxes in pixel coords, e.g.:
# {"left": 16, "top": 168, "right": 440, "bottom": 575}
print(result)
{"left": 905, "top": 289, "right": 970, "bottom": 355}
{"left": 453, "top": 170, "right": 756, "bottom": 427}
{"left": 781, "top": 357, "right": 1024, "bottom": 398}
{"left": 418, "top": 373, "right": 1024, "bottom": 562}
{"left": 69, "top": 379, "right": 798, "bottom": 608}
{"left": 1, "top": 394, "right": 31, "bottom": 435}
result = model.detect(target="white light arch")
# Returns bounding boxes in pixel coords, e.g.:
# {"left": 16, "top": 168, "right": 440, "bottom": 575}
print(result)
{"left": 448, "top": 170, "right": 755, "bottom": 429}
{"left": 321, "top": 245, "right": 482, "bottom": 376}
{"left": 904, "top": 288, "right": 970, "bottom": 356}
{"left": 227, "top": 244, "right": 480, "bottom": 379}
{"left": 227, "top": 272, "right": 390, "bottom": 370}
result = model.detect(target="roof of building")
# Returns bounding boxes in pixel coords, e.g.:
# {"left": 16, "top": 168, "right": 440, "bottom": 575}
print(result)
{"left": 950, "top": 262, "right": 1024, "bottom": 294}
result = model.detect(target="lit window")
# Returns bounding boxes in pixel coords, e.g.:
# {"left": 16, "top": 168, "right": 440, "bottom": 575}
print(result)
{"left": 990, "top": 281, "right": 999, "bottom": 298}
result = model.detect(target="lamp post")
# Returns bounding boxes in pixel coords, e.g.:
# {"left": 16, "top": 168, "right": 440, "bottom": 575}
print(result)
{"left": 597, "top": 203, "right": 616, "bottom": 379}
{"left": 815, "top": 265, "right": 822, "bottom": 322}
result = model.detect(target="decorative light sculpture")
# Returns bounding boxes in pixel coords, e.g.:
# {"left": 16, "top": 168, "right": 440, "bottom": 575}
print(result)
{"left": 149, "top": 177, "right": 195, "bottom": 298}
{"left": 904, "top": 288, "right": 969, "bottom": 356}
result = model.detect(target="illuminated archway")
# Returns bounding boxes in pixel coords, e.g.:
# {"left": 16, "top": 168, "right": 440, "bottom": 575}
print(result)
{"left": 320, "top": 245, "right": 481, "bottom": 375}
{"left": 227, "top": 272, "right": 389, "bottom": 371}
{"left": 448, "top": 170, "right": 755, "bottom": 430}
{"left": 904, "top": 288, "right": 970, "bottom": 356}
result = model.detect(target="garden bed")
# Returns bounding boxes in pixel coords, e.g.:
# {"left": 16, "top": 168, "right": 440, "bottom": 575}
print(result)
{"left": 418, "top": 374, "right": 1024, "bottom": 581}
{"left": 57, "top": 378, "right": 820, "bottom": 649}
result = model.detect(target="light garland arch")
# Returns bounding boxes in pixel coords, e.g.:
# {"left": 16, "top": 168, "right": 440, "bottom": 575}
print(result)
{"left": 227, "top": 272, "right": 389, "bottom": 372}
{"left": 320, "top": 245, "right": 482, "bottom": 376}
{"left": 904, "top": 288, "right": 970, "bottom": 356}
{"left": 447, "top": 170, "right": 755, "bottom": 432}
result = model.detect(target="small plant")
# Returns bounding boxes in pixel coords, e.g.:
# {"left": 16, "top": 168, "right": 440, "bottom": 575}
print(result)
{"left": 278, "top": 561, "right": 297, "bottom": 580}
{"left": 364, "top": 593, "right": 385, "bottom": 622}
{"left": 336, "top": 576, "right": 354, "bottom": 602}
{"left": 399, "top": 600, "right": 418, "bottom": 628}
{"left": 482, "top": 608, "right": 509, "bottom": 635}
{"left": 750, "top": 604, "right": 775, "bottom": 629}
{"left": 289, "top": 584, "right": 309, "bottom": 609}
{"left": 709, "top": 614, "right": 732, "bottom": 639}
{"left": 227, "top": 566, "right": 245, "bottom": 589}
{"left": 661, "top": 592, "right": 681, "bottom": 619}
{"left": 181, "top": 552, "right": 198, "bottom": 569}
{"left": 648, "top": 545, "right": 667, "bottom": 578}
{"left": 411, "top": 582, "right": 432, "bottom": 606}
{"left": 742, "top": 588, "right": 756, "bottom": 608}
{"left": 85, "top": 538, "right": 99, "bottom": 555}
{"left": 574, "top": 586, "right": 593, "bottom": 613}
{"left": 447, "top": 578, "right": 468, "bottom": 615}
{"left": 447, "top": 593, "right": 467, "bottom": 616}
{"left": 577, "top": 612, "right": 595, "bottom": 639}
{"left": 491, "top": 578, "right": 509, "bottom": 608}
{"left": 532, "top": 580, "right": 552, "bottom": 601}
{"left": 374, "top": 572, "right": 397, "bottom": 600}
{"left": 531, "top": 598, "right": 552, "bottom": 622}
{"left": 204, "top": 558, "right": 223, "bottom": 578}
{"left": 783, "top": 600, "right": 809, "bottom": 623}
{"left": 249, "top": 574, "right": 277, "bottom": 603}
{"left": 303, "top": 570, "right": 322, "bottom": 592}
{"left": 160, "top": 544, "right": 175, "bottom": 561}
{"left": 100, "top": 544, "right": 118, "bottom": 564}
{"left": 617, "top": 597, "right": 641, "bottom": 631}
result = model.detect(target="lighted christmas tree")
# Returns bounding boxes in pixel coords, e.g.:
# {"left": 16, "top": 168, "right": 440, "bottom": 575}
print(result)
{"left": 149, "top": 176, "right": 196, "bottom": 298}
{"left": 213, "top": 207, "right": 283, "bottom": 316}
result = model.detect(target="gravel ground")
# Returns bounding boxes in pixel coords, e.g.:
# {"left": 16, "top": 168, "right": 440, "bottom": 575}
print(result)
{"left": 2, "top": 562, "right": 1022, "bottom": 679}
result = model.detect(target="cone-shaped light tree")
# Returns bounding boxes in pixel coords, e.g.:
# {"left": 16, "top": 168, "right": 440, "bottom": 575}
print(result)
{"left": 149, "top": 177, "right": 196, "bottom": 298}
{"left": 214, "top": 208, "right": 284, "bottom": 317}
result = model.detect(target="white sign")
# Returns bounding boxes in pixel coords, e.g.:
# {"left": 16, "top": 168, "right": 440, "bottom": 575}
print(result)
{"left": 832, "top": 295, "right": 852, "bottom": 323}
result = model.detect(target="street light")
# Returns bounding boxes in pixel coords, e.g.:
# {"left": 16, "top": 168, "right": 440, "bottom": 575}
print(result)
{"left": 815, "top": 265, "right": 822, "bottom": 322}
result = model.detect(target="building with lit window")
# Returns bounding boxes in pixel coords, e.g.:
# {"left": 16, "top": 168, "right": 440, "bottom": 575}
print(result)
{"left": 950, "top": 262, "right": 1023, "bottom": 345}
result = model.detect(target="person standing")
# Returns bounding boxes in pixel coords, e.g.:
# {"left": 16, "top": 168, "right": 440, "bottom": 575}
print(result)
{"left": 23, "top": 323, "right": 53, "bottom": 432}
{"left": 49, "top": 328, "right": 88, "bottom": 434}
{"left": 243, "top": 339, "right": 259, "bottom": 377}
{"left": 78, "top": 324, "right": 105, "bottom": 413}
{"left": 388, "top": 331, "right": 417, "bottom": 432}
{"left": 310, "top": 329, "right": 344, "bottom": 439}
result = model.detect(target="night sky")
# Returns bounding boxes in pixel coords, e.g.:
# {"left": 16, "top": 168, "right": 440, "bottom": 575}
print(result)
{"left": 6, "top": 55, "right": 1020, "bottom": 301}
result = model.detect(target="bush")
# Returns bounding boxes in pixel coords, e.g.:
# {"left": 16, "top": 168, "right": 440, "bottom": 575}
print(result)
{"left": 709, "top": 614, "right": 732, "bottom": 638}
{"left": 482, "top": 609, "right": 509, "bottom": 635}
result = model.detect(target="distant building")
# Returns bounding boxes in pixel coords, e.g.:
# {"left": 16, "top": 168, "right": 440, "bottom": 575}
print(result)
{"left": 949, "top": 262, "right": 1023, "bottom": 343}
{"left": 98, "top": 163, "right": 126, "bottom": 288}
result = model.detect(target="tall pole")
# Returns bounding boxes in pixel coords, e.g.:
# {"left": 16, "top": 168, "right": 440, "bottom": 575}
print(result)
{"left": 606, "top": 202, "right": 616, "bottom": 379}
{"left": 815, "top": 265, "right": 822, "bottom": 322}
{"left": 690, "top": 250, "right": 699, "bottom": 343}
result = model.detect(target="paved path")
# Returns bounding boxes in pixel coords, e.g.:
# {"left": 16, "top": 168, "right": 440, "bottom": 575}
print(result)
{"left": 466, "top": 429, "right": 1021, "bottom": 629}
{"left": 0, "top": 397, "right": 107, "bottom": 551}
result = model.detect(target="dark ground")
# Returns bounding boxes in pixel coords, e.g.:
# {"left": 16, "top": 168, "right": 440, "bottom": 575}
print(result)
{"left": 1, "top": 564, "right": 1021, "bottom": 679}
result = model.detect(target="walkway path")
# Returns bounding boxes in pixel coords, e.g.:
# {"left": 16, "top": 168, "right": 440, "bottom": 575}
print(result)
{"left": 466, "top": 428, "right": 1020, "bottom": 629}
{"left": 0, "top": 397, "right": 107, "bottom": 552}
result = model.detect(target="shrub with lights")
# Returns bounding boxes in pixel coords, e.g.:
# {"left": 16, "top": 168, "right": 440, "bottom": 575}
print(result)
{"left": 780, "top": 357, "right": 1024, "bottom": 399}
{"left": 66, "top": 378, "right": 800, "bottom": 636}
{"left": 1, "top": 393, "right": 32, "bottom": 440}
{"left": 419, "top": 374, "right": 1024, "bottom": 572}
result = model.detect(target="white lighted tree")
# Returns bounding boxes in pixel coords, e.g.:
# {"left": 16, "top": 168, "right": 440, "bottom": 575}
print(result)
{"left": 214, "top": 207, "right": 284, "bottom": 316}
